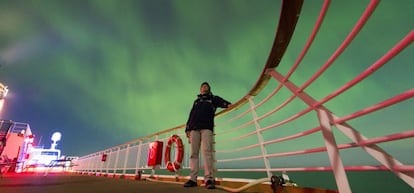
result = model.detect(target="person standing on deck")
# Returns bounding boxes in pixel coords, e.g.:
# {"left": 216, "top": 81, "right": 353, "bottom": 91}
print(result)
{"left": 183, "top": 82, "right": 231, "bottom": 189}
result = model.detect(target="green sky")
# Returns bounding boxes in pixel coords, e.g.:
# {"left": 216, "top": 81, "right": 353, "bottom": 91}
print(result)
{"left": 0, "top": 0, "right": 412, "bottom": 161}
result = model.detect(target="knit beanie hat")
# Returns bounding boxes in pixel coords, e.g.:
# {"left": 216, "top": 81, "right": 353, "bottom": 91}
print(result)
{"left": 201, "top": 82, "right": 211, "bottom": 91}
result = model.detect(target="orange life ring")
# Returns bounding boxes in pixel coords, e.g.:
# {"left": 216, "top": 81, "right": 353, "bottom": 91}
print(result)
{"left": 164, "top": 134, "right": 184, "bottom": 172}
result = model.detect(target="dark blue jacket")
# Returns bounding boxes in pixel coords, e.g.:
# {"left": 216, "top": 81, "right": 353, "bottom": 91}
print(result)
{"left": 186, "top": 93, "right": 231, "bottom": 132}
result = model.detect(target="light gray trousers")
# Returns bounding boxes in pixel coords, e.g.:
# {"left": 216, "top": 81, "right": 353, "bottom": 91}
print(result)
{"left": 189, "top": 129, "right": 214, "bottom": 182}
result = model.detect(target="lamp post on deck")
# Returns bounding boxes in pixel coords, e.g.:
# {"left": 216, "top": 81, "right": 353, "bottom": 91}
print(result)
{"left": 0, "top": 82, "right": 9, "bottom": 118}
{"left": 51, "top": 132, "right": 62, "bottom": 149}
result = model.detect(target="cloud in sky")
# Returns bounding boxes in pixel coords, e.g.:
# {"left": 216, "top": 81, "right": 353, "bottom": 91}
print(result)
{"left": 0, "top": 0, "right": 413, "bottom": 158}
{"left": 0, "top": 0, "right": 280, "bottom": 155}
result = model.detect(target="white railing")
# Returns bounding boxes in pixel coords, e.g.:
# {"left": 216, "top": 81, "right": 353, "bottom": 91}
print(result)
{"left": 73, "top": 0, "right": 414, "bottom": 192}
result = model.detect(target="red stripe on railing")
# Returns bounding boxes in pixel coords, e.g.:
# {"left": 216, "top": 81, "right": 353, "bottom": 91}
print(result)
{"left": 320, "top": 30, "right": 414, "bottom": 105}
{"left": 298, "top": 0, "right": 380, "bottom": 92}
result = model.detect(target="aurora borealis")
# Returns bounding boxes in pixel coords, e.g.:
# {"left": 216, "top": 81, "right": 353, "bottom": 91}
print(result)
{"left": 0, "top": 0, "right": 413, "bottom": 158}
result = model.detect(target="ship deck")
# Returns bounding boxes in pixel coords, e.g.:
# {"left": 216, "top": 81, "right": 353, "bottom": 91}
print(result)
{"left": 0, "top": 173, "right": 227, "bottom": 193}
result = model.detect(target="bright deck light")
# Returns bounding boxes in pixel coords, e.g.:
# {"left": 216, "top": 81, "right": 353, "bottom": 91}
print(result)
{"left": 51, "top": 132, "right": 62, "bottom": 142}
{"left": 0, "top": 82, "right": 8, "bottom": 99}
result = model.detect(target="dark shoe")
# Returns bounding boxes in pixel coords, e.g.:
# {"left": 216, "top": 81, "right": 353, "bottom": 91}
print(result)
{"left": 184, "top": 180, "right": 197, "bottom": 187}
{"left": 205, "top": 180, "right": 215, "bottom": 189}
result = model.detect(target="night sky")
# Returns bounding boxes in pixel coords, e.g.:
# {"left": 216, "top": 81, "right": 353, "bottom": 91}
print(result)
{"left": 0, "top": 0, "right": 413, "bottom": 157}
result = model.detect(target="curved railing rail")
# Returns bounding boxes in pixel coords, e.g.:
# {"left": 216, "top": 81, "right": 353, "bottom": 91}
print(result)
{"left": 73, "top": 1, "right": 414, "bottom": 192}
